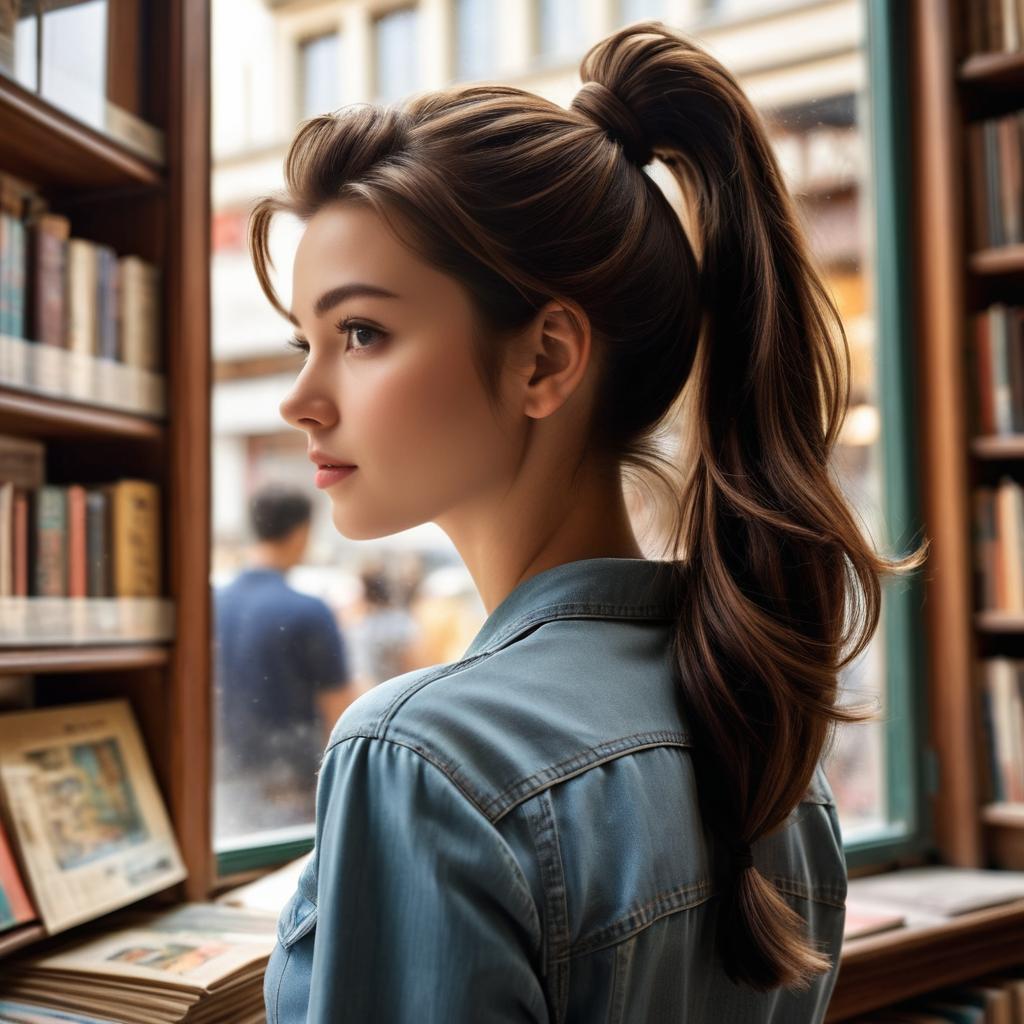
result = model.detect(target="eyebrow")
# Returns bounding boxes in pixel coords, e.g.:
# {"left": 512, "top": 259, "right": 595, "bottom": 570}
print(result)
{"left": 287, "top": 283, "right": 401, "bottom": 327}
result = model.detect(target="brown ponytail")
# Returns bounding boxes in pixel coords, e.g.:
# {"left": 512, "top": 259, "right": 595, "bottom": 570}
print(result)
{"left": 576, "top": 23, "right": 928, "bottom": 990}
{"left": 249, "top": 19, "right": 928, "bottom": 994}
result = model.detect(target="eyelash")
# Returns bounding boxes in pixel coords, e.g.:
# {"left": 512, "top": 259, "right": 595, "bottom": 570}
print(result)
{"left": 286, "top": 317, "right": 386, "bottom": 359}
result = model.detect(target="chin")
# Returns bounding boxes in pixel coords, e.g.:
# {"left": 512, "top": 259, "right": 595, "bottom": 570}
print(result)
{"left": 329, "top": 503, "right": 421, "bottom": 542}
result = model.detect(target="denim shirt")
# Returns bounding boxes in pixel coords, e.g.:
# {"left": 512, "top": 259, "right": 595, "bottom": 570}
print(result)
{"left": 263, "top": 557, "right": 847, "bottom": 1023}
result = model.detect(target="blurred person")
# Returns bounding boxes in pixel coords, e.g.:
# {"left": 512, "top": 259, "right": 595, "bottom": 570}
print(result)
{"left": 344, "top": 561, "right": 422, "bottom": 689}
{"left": 251, "top": 20, "right": 927, "bottom": 1024}
{"left": 212, "top": 484, "right": 353, "bottom": 837}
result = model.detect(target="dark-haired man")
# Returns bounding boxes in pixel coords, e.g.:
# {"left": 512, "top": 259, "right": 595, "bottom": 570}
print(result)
{"left": 213, "top": 484, "right": 353, "bottom": 837}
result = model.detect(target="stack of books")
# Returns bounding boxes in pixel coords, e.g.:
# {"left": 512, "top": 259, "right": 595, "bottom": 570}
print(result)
{"left": 0, "top": 903, "right": 277, "bottom": 1024}
{"left": 0, "top": 171, "right": 164, "bottom": 417}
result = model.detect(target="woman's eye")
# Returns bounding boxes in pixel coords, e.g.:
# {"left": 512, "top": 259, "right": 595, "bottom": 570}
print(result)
{"left": 338, "top": 318, "right": 385, "bottom": 352}
{"left": 285, "top": 320, "right": 385, "bottom": 361}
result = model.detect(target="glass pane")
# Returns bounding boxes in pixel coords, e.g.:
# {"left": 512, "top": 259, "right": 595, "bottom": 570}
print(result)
{"left": 455, "top": 0, "right": 497, "bottom": 81}
{"left": 211, "top": 0, "right": 902, "bottom": 861}
{"left": 374, "top": 6, "right": 419, "bottom": 104}
{"left": 3, "top": 0, "right": 155, "bottom": 158}
{"left": 537, "top": 0, "right": 583, "bottom": 60}
{"left": 619, "top": 0, "right": 667, "bottom": 25}
{"left": 299, "top": 32, "right": 340, "bottom": 120}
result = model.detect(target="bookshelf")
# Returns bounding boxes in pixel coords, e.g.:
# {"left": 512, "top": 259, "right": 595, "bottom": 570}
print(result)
{"left": 909, "top": 0, "right": 1024, "bottom": 875}
{"left": 0, "top": 0, "right": 211, "bottom": 958}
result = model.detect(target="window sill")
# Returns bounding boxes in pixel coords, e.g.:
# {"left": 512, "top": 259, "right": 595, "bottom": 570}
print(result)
{"left": 826, "top": 897, "right": 1024, "bottom": 1021}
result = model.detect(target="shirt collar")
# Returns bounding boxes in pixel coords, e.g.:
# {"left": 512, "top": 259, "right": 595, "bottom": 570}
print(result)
{"left": 461, "top": 556, "right": 683, "bottom": 660}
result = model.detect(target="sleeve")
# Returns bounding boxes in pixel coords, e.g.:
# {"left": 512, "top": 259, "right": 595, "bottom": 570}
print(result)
{"left": 300, "top": 600, "right": 351, "bottom": 691}
{"left": 305, "top": 735, "right": 548, "bottom": 1023}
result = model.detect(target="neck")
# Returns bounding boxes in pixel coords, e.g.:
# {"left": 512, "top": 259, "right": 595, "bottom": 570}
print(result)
{"left": 435, "top": 453, "right": 643, "bottom": 614}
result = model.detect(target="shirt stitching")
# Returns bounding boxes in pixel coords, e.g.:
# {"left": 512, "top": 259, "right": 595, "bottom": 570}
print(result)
{"left": 488, "top": 734, "right": 692, "bottom": 822}
{"left": 319, "top": 733, "right": 543, "bottom": 943}
{"left": 565, "top": 878, "right": 715, "bottom": 961}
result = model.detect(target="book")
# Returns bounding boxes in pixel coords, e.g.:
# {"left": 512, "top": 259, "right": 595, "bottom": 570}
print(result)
{"left": 0, "top": 903, "right": 277, "bottom": 1024}
{"left": 0, "top": 700, "right": 186, "bottom": 934}
{"left": 841, "top": 898, "right": 907, "bottom": 941}
{"left": 0, "top": 816, "right": 35, "bottom": 933}
{"left": 215, "top": 851, "right": 313, "bottom": 916}
{"left": 847, "top": 866, "right": 1024, "bottom": 918}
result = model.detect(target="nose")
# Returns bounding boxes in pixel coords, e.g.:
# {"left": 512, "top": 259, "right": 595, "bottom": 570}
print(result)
{"left": 278, "top": 371, "right": 338, "bottom": 431}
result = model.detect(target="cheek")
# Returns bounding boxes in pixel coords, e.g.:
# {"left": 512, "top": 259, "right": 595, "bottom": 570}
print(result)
{"left": 355, "top": 342, "right": 507, "bottom": 493}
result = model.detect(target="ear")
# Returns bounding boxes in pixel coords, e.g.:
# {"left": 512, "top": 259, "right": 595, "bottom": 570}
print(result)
{"left": 516, "top": 299, "right": 592, "bottom": 421}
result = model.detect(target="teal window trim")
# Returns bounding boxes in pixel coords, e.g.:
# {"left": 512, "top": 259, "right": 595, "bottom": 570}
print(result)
{"left": 842, "top": 0, "right": 934, "bottom": 872}
{"left": 215, "top": 0, "right": 933, "bottom": 881}
{"left": 216, "top": 828, "right": 315, "bottom": 879}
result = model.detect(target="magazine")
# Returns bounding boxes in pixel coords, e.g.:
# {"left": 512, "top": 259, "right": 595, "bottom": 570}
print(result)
{"left": 0, "top": 700, "right": 186, "bottom": 933}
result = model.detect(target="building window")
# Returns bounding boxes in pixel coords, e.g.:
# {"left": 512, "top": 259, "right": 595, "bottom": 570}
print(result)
{"left": 536, "top": 0, "right": 584, "bottom": 61}
{"left": 455, "top": 0, "right": 497, "bottom": 81}
{"left": 618, "top": 0, "right": 666, "bottom": 24}
{"left": 374, "top": 6, "right": 419, "bottom": 104}
{"left": 298, "top": 31, "right": 340, "bottom": 120}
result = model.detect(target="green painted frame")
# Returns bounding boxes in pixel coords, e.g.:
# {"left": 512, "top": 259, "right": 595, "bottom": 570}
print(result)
{"left": 841, "top": 0, "right": 934, "bottom": 872}
{"left": 215, "top": 0, "right": 934, "bottom": 880}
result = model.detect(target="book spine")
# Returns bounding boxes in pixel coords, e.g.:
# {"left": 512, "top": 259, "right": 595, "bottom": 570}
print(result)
{"left": 33, "top": 485, "right": 67, "bottom": 598}
{"left": 980, "top": 676, "right": 1004, "bottom": 802}
{"left": 111, "top": 480, "right": 161, "bottom": 597}
{"left": 85, "top": 487, "right": 110, "bottom": 598}
{"left": 12, "top": 488, "right": 28, "bottom": 597}
{"left": 67, "top": 239, "right": 97, "bottom": 357}
{"left": 66, "top": 484, "right": 87, "bottom": 598}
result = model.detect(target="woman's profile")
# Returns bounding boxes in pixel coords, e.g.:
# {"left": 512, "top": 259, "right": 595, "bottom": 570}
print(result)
{"left": 249, "top": 19, "right": 927, "bottom": 1024}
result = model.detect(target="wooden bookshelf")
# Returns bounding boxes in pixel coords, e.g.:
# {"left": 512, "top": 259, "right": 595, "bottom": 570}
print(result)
{"left": 909, "top": 0, "right": 1024, "bottom": 874}
{"left": 0, "top": 0, "right": 211, "bottom": 958}
{"left": 822, "top": 1, "right": 1024, "bottom": 1019}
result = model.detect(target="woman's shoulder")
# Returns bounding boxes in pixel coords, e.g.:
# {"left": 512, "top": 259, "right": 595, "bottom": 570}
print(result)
{"left": 319, "top": 624, "right": 695, "bottom": 825}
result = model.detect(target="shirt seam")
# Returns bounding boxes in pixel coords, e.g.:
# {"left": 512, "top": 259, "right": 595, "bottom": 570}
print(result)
{"left": 467, "top": 602, "right": 677, "bottom": 659}
{"left": 319, "top": 733, "right": 543, "bottom": 943}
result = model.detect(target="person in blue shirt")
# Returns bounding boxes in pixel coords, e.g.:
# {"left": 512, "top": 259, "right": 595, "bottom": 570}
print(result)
{"left": 213, "top": 484, "right": 353, "bottom": 837}
{"left": 249, "top": 18, "right": 928, "bottom": 1023}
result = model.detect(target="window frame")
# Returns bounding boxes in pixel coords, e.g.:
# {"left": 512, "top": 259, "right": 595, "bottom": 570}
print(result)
{"left": 840, "top": 0, "right": 934, "bottom": 872}
{"left": 214, "top": 0, "right": 932, "bottom": 881}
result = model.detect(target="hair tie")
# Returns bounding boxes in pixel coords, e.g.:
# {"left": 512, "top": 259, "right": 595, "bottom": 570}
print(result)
{"left": 732, "top": 842, "right": 754, "bottom": 871}
{"left": 570, "top": 81, "right": 654, "bottom": 167}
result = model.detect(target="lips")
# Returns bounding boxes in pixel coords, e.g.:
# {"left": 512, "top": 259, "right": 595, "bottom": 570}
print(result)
{"left": 309, "top": 449, "right": 355, "bottom": 469}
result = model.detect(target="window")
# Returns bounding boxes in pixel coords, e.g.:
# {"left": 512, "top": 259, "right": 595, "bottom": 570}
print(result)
{"left": 374, "top": 6, "right": 419, "bottom": 104}
{"left": 455, "top": 0, "right": 497, "bottom": 81}
{"left": 209, "top": 0, "right": 925, "bottom": 876}
{"left": 536, "top": 0, "right": 584, "bottom": 62}
{"left": 618, "top": 0, "right": 666, "bottom": 24}
{"left": 298, "top": 31, "right": 340, "bottom": 121}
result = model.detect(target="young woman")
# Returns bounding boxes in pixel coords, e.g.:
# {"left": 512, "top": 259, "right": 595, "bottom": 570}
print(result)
{"left": 250, "top": 20, "right": 927, "bottom": 1024}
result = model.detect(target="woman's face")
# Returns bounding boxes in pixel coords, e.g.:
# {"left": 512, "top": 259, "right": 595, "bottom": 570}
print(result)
{"left": 279, "top": 201, "right": 522, "bottom": 541}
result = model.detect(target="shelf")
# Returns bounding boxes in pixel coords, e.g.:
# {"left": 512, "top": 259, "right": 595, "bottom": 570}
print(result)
{"left": 0, "top": 387, "right": 165, "bottom": 442}
{"left": 0, "top": 335, "right": 166, "bottom": 421}
{"left": 981, "top": 803, "right": 1024, "bottom": 827}
{"left": 826, "top": 898, "right": 1024, "bottom": 1021}
{"left": 0, "top": 923, "right": 47, "bottom": 961}
{"left": 968, "top": 245, "right": 1024, "bottom": 276}
{"left": 959, "top": 50, "right": 1024, "bottom": 88}
{"left": 975, "top": 610, "right": 1024, "bottom": 633}
{"left": 0, "top": 73, "right": 163, "bottom": 192}
{"left": 0, "top": 645, "right": 171, "bottom": 675}
{"left": 971, "top": 435, "right": 1024, "bottom": 459}
{"left": 0, "top": 599, "right": 175, "bottom": 647}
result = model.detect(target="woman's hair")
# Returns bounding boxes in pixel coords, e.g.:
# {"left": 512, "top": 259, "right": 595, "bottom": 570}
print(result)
{"left": 249, "top": 20, "right": 928, "bottom": 993}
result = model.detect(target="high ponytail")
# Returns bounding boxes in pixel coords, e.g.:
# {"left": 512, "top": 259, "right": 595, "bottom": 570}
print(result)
{"left": 576, "top": 22, "right": 929, "bottom": 990}
{"left": 248, "top": 18, "right": 927, "bottom": 996}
